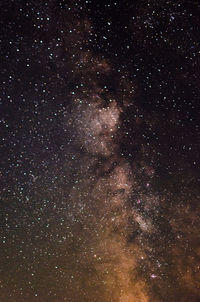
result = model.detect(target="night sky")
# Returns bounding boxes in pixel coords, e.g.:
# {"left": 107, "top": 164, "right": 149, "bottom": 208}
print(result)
{"left": 0, "top": 0, "right": 200, "bottom": 301}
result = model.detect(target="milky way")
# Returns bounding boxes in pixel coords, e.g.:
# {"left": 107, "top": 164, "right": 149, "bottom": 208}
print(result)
{"left": 0, "top": 1, "right": 200, "bottom": 301}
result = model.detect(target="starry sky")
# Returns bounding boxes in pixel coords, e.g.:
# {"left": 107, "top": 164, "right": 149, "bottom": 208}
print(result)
{"left": 0, "top": 0, "right": 200, "bottom": 301}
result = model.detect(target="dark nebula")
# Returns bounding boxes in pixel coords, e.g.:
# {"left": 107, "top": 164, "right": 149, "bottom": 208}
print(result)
{"left": 0, "top": 1, "right": 200, "bottom": 301}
